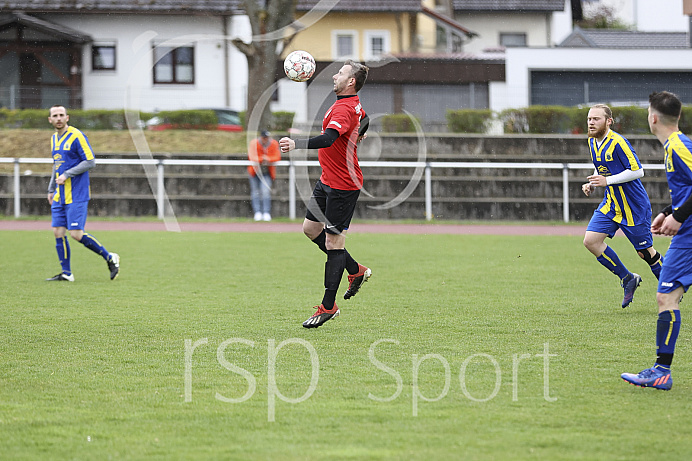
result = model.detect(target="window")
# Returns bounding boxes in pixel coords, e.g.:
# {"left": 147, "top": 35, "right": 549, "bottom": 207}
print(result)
{"left": 153, "top": 45, "right": 194, "bottom": 84}
{"left": 500, "top": 33, "right": 527, "bottom": 48}
{"left": 365, "top": 30, "right": 391, "bottom": 60}
{"left": 92, "top": 45, "right": 116, "bottom": 71}
{"left": 331, "top": 30, "right": 358, "bottom": 59}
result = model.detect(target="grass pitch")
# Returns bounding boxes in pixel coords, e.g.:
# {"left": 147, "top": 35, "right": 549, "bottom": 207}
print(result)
{"left": 1, "top": 229, "right": 690, "bottom": 460}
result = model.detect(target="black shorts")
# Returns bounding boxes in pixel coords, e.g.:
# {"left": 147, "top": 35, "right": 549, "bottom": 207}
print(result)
{"left": 305, "top": 180, "right": 360, "bottom": 234}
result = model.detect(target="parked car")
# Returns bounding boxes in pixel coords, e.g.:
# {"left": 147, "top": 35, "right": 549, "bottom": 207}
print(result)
{"left": 146, "top": 109, "right": 243, "bottom": 131}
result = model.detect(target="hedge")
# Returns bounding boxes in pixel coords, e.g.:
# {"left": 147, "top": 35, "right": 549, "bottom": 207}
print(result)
{"left": 3, "top": 106, "right": 692, "bottom": 134}
{"left": 382, "top": 113, "right": 420, "bottom": 133}
{"left": 446, "top": 109, "right": 493, "bottom": 133}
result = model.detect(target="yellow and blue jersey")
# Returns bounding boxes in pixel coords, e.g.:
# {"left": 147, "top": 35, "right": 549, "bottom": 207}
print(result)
{"left": 663, "top": 131, "right": 692, "bottom": 248}
{"left": 51, "top": 126, "right": 94, "bottom": 204}
{"left": 589, "top": 130, "right": 651, "bottom": 226}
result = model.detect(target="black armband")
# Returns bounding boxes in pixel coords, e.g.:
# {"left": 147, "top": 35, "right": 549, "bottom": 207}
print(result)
{"left": 672, "top": 194, "right": 692, "bottom": 223}
{"left": 660, "top": 205, "right": 673, "bottom": 216}
{"left": 295, "top": 128, "right": 340, "bottom": 149}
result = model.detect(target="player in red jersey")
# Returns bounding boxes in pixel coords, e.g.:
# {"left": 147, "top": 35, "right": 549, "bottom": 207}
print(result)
{"left": 280, "top": 60, "right": 372, "bottom": 328}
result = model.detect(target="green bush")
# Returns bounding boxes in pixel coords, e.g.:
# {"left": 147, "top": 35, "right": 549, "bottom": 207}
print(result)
{"left": 446, "top": 109, "right": 493, "bottom": 133}
{"left": 610, "top": 106, "right": 649, "bottom": 134}
{"left": 154, "top": 110, "right": 217, "bottom": 129}
{"left": 679, "top": 106, "right": 692, "bottom": 134}
{"left": 382, "top": 113, "right": 420, "bottom": 133}
{"left": 270, "top": 111, "right": 295, "bottom": 132}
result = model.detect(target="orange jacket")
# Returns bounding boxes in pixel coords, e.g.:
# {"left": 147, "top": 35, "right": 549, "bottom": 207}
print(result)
{"left": 248, "top": 138, "right": 281, "bottom": 179}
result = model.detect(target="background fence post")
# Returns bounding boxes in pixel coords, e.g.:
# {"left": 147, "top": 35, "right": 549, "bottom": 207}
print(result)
{"left": 157, "top": 160, "right": 165, "bottom": 220}
{"left": 562, "top": 164, "right": 570, "bottom": 223}
{"left": 425, "top": 163, "right": 432, "bottom": 221}
{"left": 289, "top": 160, "right": 296, "bottom": 220}
{"left": 14, "top": 158, "right": 21, "bottom": 218}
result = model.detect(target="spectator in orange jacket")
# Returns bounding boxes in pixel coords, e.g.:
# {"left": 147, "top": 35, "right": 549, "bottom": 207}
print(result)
{"left": 248, "top": 130, "right": 281, "bottom": 221}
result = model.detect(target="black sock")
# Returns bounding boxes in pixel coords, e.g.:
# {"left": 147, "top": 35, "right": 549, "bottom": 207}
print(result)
{"left": 312, "top": 230, "right": 359, "bottom": 275}
{"left": 322, "top": 249, "right": 345, "bottom": 309}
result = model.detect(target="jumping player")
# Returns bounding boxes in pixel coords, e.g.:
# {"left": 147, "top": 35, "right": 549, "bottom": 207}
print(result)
{"left": 280, "top": 60, "right": 371, "bottom": 328}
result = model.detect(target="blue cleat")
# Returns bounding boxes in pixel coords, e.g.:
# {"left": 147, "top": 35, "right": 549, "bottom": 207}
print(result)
{"left": 621, "top": 366, "right": 672, "bottom": 390}
{"left": 621, "top": 273, "right": 641, "bottom": 308}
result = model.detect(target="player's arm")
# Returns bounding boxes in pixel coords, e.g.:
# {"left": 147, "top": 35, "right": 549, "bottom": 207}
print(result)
{"left": 47, "top": 167, "right": 56, "bottom": 203}
{"left": 357, "top": 114, "right": 369, "bottom": 143}
{"left": 280, "top": 129, "right": 339, "bottom": 153}
{"left": 56, "top": 158, "right": 95, "bottom": 185}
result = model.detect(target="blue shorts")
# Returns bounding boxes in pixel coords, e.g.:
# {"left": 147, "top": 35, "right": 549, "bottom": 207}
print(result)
{"left": 586, "top": 211, "right": 654, "bottom": 250}
{"left": 658, "top": 247, "right": 692, "bottom": 294}
{"left": 51, "top": 201, "right": 88, "bottom": 230}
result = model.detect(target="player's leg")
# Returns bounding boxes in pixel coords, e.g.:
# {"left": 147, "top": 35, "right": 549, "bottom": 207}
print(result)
{"left": 585, "top": 212, "right": 638, "bottom": 307}
{"left": 67, "top": 201, "right": 120, "bottom": 280}
{"left": 623, "top": 223, "right": 663, "bottom": 280}
{"left": 46, "top": 201, "right": 74, "bottom": 281}
{"left": 304, "top": 181, "right": 368, "bottom": 292}
{"left": 621, "top": 250, "right": 689, "bottom": 390}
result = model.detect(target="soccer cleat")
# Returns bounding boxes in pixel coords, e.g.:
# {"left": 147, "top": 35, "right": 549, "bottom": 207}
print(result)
{"left": 621, "top": 366, "right": 672, "bottom": 390}
{"left": 343, "top": 264, "right": 372, "bottom": 300}
{"left": 621, "top": 273, "right": 641, "bottom": 308}
{"left": 107, "top": 253, "right": 120, "bottom": 280}
{"left": 302, "top": 304, "right": 340, "bottom": 328}
{"left": 46, "top": 272, "right": 74, "bottom": 282}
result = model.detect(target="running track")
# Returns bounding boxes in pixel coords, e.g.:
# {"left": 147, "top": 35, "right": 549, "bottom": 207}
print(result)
{"left": 0, "top": 219, "right": 588, "bottom": 236}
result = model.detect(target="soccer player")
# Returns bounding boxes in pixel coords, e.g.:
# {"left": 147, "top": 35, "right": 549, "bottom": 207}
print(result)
{"left": 582, "top": 104, "right": 663, "bottom": 308}
{"left": 45, "top": 105, "right": 120, "bottom": 282}
{"left": 621, "top": 91, "right": 691, "bottom": 390}
{"left": 279, "top": 60, "right": 371, "bottom": 329}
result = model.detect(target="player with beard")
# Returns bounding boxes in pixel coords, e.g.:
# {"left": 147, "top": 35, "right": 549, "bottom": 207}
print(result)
{"left": 581, "top": 104, "right": 663, "bottom": 308}
{"left": 280, "top": 60, "right": 371, "bottom": 328}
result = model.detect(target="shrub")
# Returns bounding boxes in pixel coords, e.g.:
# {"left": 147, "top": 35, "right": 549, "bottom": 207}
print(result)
{"left": 270, "top": 111, "right": 295, "bottom": 132}
{"left": 446, "top": 109, "right": 493, "bottom": 133}
{"left": 382, "top": 113, "right": 420, "bottom": 133}
{"left": 155, "top": 110, "right": 217, "bottom": 129}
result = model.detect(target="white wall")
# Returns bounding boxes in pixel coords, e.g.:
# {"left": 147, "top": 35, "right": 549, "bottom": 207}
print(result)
{"left": 460, "top": 12, "right": 552, "bottom": 53}
{"left": 551, "top": 0, "right": 575, "bottom": 45}
{"left": 47, "top": 14, "right": 250, "bottom": 113}
{"left": 490, "top": 47, "right": 692, "bottom": 112}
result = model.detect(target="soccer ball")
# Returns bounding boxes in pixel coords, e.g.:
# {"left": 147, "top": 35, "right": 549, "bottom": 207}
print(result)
{"left": 284, "top": 50, "right": 316, "bottom": 82}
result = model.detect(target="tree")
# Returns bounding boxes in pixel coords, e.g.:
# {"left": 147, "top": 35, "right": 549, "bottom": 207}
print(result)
{"left": 232, "top": 0, "right": 299, "bottom": 131}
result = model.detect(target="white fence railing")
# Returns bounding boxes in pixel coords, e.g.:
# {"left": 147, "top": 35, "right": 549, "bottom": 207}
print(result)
{"left": 0, "top": 157, "right": 666, "bottom": 222}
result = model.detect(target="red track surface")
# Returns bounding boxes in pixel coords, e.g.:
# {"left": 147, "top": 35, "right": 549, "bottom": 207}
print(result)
{"left": 0, "top": 219, "right": 587, "bottom": 236}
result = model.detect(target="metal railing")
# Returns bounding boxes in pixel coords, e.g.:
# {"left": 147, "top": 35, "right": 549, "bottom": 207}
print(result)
{"left": 0, "top": 157, "right": 666, "bottom": 222}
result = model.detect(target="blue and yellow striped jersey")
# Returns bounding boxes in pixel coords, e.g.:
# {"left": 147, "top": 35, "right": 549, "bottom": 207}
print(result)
{"left": 663, "top": 131, "right": 692, "bottom": 248}
{"left": 51, "top": 126, "right": 95, "bottom": 204}
{"left": 589, "top": 130, "right": 651, "bottom": 226}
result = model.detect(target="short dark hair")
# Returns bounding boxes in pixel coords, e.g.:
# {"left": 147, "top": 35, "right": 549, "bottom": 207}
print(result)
{"left": 49, "top": 104, "right": 66, "bottom": 115}
{"left": 649, "top": 91, "right": 681, "bottom": 121}
{"left": 344, "top": 59, "right": 369, "bottom": 92}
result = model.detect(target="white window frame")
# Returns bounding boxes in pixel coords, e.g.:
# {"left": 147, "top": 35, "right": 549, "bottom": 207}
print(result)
{"left": 364, "top": 30, "right": 391, "bottom": 61}
{"left": 331, "top": 29, "right": 358, "bottom": 60}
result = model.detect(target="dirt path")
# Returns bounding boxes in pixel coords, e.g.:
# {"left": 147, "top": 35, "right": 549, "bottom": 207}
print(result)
{"left": 0, "top": 219, "right": 587, "bottom": 236}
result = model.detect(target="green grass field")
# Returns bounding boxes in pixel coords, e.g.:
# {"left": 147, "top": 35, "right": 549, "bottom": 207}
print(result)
{"left": 1, "top": 229, "right": 690, "bottom": 460}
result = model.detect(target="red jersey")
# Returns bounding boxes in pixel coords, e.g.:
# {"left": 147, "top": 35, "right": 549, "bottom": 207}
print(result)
{"left": 318, "top": 95, "right": 364, "bottom": 191}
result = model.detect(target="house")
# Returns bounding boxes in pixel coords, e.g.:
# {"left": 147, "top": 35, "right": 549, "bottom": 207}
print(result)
{"left": 277, "top": 0, "right": 506, "bottom": 130}
{"left": 0, "top": 1, "right": 249, "bottom": 113}
{"left": 493, "top": 1, "right": 692, "bottom": 113}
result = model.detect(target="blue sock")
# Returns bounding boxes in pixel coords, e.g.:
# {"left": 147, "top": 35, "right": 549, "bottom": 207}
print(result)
{"left": 79, "top": 233, "right": 109, "bottom": 260}
{"left": 649, "top": 255, "right": 663, "bottom": 280}
{"left": 655, "top": 309, "right": 681, "bottom": 368}
{"left": 596, "top": 245, "right": 630, "bottom": 280}
{"left": 55, "top": 237, "right": 71, "bottom": 275}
